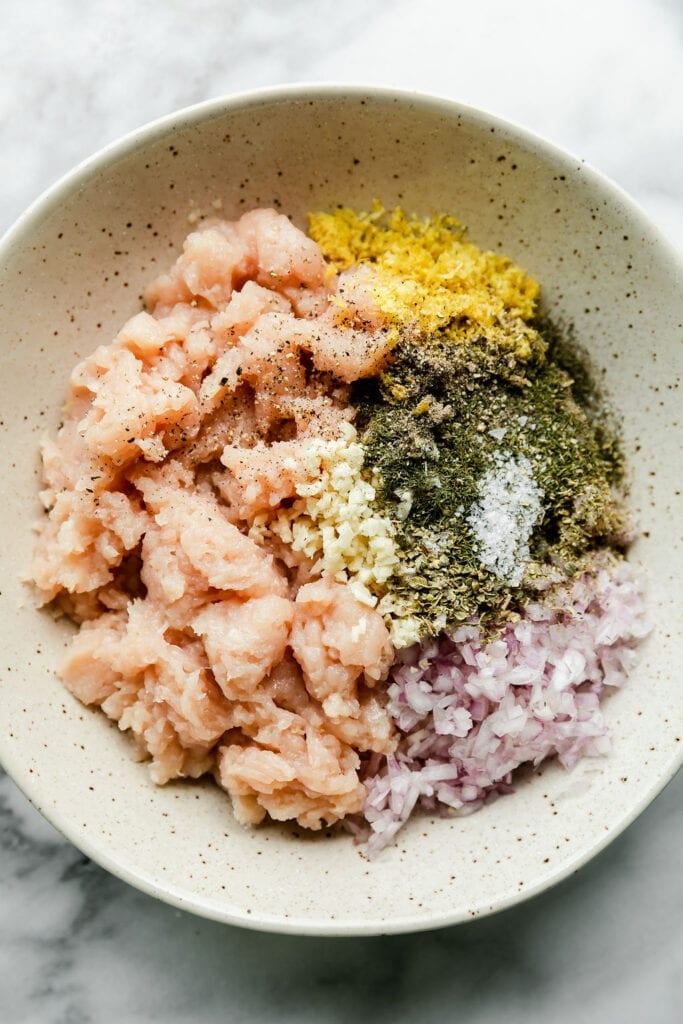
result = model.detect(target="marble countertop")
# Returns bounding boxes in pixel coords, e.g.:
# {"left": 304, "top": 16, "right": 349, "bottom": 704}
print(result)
{"left": 2, "top": 1, "right": 682, "bottom": 1021}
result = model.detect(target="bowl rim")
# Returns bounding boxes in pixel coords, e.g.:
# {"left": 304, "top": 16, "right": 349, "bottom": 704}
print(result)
{"left": 1, "top": 82, "right": 682, "bottom": 937}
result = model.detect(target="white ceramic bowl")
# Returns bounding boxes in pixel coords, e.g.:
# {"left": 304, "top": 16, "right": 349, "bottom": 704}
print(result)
{"left": 1, "top": 85, "right": 681, "bottom": 936}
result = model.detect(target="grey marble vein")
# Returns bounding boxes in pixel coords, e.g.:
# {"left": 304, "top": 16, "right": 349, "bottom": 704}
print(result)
{"left": 1, "top": 1, "right": 682, "bottom": 1021}
{"left": 2, "top": 772, "right": 683, "bottom": 1023}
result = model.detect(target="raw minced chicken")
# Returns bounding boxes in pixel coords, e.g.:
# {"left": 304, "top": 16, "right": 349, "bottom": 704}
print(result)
{"left": 33, "top": 208, "right": 397, "bottom": 831}
{"left": 32, "top": 204, "right": 648, "bottom": 850}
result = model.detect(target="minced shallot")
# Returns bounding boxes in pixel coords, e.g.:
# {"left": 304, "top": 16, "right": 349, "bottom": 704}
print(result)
{"left": 362, "top": 557, "right": 649, "bottom": 855}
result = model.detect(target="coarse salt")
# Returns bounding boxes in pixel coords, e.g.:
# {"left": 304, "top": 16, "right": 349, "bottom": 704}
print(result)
{"left": 468, "top": 450, "right": 544, "bottom": 586}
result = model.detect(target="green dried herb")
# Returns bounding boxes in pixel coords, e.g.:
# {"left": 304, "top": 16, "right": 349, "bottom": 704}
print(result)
{"left": 354, "top": 325, "right": 628, "bottom": 637}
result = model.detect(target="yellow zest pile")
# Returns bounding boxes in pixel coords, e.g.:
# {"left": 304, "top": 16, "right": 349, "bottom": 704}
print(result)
{"left": 309, "top": 203, "right": 542, "bottom": 360}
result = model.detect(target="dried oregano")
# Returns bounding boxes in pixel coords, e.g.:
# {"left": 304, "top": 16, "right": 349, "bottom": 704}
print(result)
{"left": 353, "top": 333, "right": 628, "bottom": 641}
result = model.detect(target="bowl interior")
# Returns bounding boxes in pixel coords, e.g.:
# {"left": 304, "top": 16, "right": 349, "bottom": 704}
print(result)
{"left": 1, "top": 88, "right": 681, "bottom": 934}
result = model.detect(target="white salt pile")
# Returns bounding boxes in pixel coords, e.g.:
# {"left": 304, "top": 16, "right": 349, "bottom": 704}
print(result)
{"left": 468, "top": 451, "right": 544, "bottom": 586}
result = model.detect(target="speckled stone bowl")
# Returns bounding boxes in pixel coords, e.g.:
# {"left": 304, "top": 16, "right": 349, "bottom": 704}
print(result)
{"left": 1, "top": 85, "right": 681, "bottom": 935}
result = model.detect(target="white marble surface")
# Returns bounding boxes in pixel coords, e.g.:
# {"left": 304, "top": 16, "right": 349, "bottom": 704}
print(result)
{"left": 1, "top": 1, "right": 682, "bottom": 1020}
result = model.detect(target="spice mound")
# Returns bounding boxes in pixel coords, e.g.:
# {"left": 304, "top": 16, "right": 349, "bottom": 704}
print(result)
{"left": 32, "top": 204, "right": 648, "bottom": 853}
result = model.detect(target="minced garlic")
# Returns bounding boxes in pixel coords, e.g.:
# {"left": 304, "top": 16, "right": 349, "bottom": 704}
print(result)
{"left": 248, "top": 422, "right": 399, "bottom": 607}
